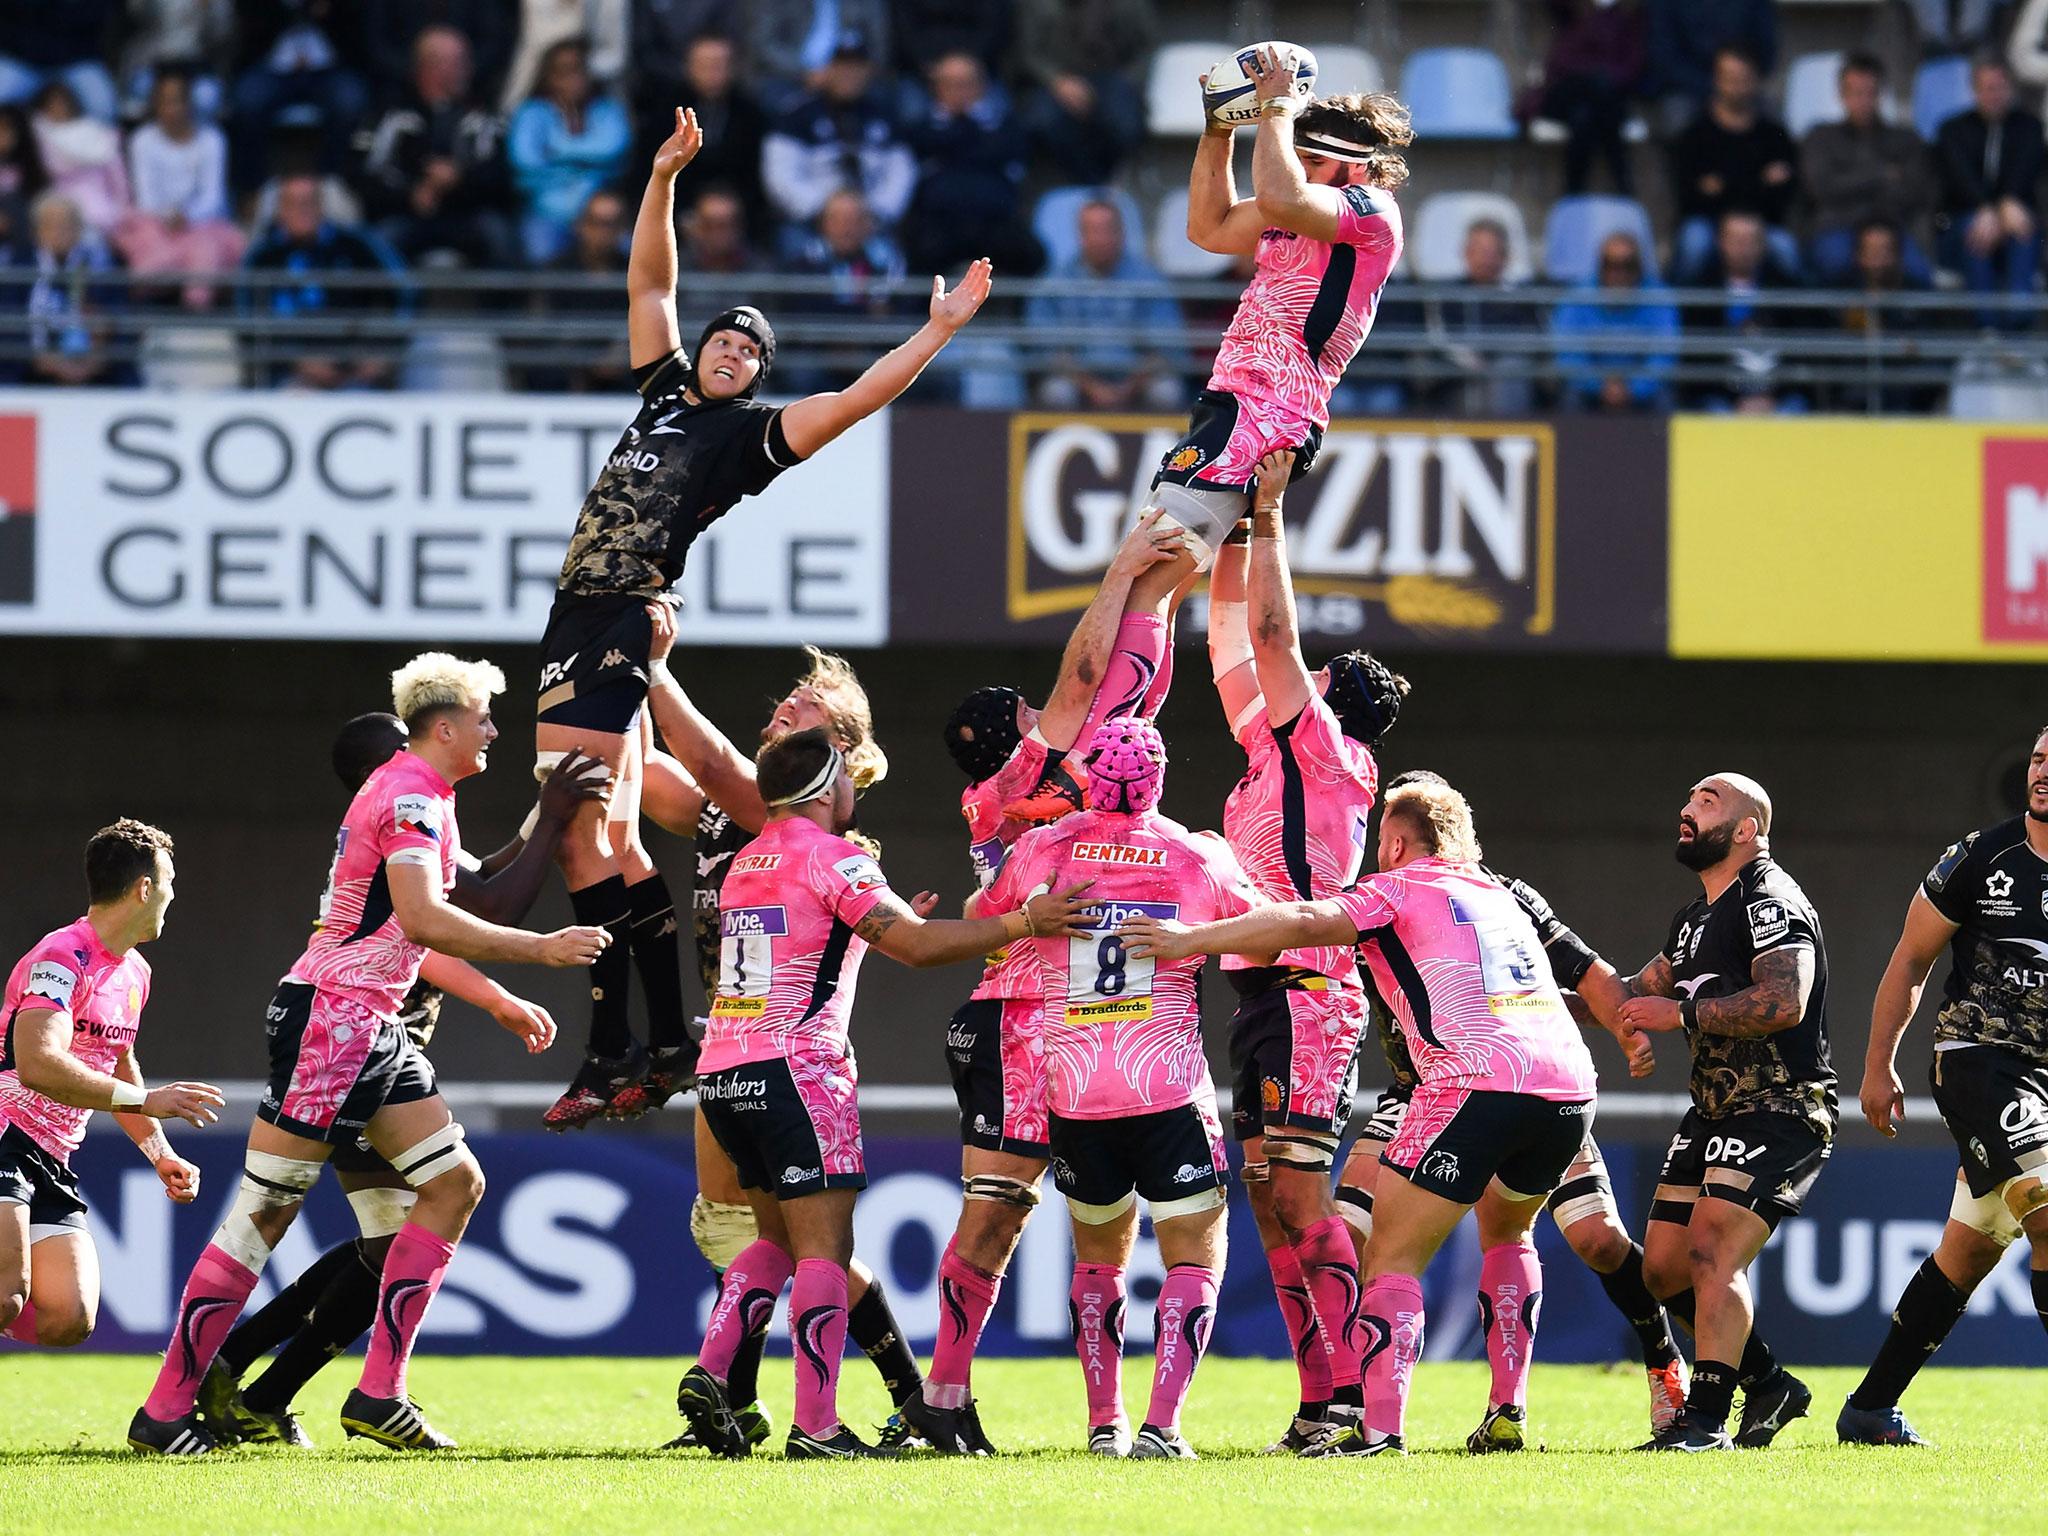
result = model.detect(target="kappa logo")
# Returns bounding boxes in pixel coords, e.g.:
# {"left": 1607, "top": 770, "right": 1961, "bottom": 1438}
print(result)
{"left": 1049, "top": 1156, "right": 1076, "bottom": 1186}
{"left": 600, "top": 648, "right": 631, "bottom": 670}
{"left": 0, "top": 413, "right": 33, "bottom": 605}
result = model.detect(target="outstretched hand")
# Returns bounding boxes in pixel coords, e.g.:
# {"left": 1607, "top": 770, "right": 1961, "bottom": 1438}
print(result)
{"left": 930, "top": 258, "right": 994, "bottom": 333}
{"left": 1118, "top": 914, "right": 1193, "bottom": 963}
{"left": 652, "top": 108, "right": 702, "bottom": 179}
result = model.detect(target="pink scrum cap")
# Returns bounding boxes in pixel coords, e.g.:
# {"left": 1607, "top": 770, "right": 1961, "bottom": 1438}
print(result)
{"left": 1083, "top": 716, "right": 1167, "bottom": 814}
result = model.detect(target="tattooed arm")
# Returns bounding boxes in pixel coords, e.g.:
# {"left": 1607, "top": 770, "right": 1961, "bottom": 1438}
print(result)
{"left": 1694, "top": 946, "right": 1813, "bottom": 1038}
{"left": 1615, "top": 952, "right": 1683, "bottom": 1033}
{"left": 854, "top": 883, "right": 1096, "bottom": 968}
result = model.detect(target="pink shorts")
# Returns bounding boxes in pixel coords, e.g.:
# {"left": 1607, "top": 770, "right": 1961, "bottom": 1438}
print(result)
{"left": 697, "top": 1053, "right": 867, "bottom": 1197}
{"left": 258, "top": 982, "right": 437, "bottom": 1143}
{"left": 1155, "top": 388, "right": 1326, "bottom": 492}
{"left": 1228, "top": 978, "right": 1367, "bottom": 1140}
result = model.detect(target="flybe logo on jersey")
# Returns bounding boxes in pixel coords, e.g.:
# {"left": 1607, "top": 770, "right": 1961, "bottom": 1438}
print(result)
{"left": 969, "top": 836, "right": 1007, "bottom": 888}
{"left": 1071, "top": 843, "right": 1167, "bottom": 867}
{"left": 1077, "top": 899, "right": 1178, "bottom": 931}
{"left": 730, "top": 854, "right": 782, "bottom": 875}
{"left": 720, "top": 906, "right": 789, "bottom": 938}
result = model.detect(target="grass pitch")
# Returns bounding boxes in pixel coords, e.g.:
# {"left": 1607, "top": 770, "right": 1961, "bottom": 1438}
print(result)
{"left": 1, "top": 1355, "right": 2041, "bottom": 1536}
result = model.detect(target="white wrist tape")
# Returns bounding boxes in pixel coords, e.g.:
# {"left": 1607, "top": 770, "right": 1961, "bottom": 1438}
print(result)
{"left": 110, "top": 1079, "right": 145, "bottom": 1109}
{"left": 1209, "top": 600, "right": 1253, "bottom": 680}
{"left": 518, "top": 803, "right": 542, "bottom": 842}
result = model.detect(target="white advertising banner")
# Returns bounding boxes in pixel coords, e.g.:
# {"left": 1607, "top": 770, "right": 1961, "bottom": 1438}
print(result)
{"left": 0, "top": 390, "right": 888, "bottom": 644}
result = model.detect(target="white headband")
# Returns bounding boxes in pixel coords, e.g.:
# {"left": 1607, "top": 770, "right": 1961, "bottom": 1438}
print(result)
{"left": 1298, "top": 130, "right": 1379, "bottom": 164}
{"left": 765, "top": 743, "right": 845, "bottom": 808}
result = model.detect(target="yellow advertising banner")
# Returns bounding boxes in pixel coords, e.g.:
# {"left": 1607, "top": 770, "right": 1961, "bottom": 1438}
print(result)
{"left": 1670, "top": 417, "right": 2048, "bottom": 660}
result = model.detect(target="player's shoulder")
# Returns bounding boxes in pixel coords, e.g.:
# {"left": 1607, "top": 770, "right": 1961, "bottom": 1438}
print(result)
{"left": 1483, "top": 864, "right": 1555, "bottom": 922}
{"left": 1743, "top": 855, "right": 1814, "bottom": 908}
{"left": 1340, "top": 183, "right": 1399, "bottom": 220}
{"left": 818, "top": 832, "right": 890, "bottom": 891}
{"left": 21, "top": 920, "right": 90, "bottom": 971}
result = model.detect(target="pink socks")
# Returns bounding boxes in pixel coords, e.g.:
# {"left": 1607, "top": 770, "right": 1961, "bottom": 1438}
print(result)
{"left": 144, "top": 1243, "right": 260, "bottom": 1419}
{"left": 1295, "top": 1217, "right": 1364, "bottom": 1391}
{"left": 1479, "top": 1241, "right": 1543, "bottom": 1410}
{"left": 697, "top": 1238, "right": 795, "bottom": 1382}
{"left": 1145, "top": 1264, "right": 1219, "bottom": 1432}
{"left": 1360, "top": 1272, "right": 1425, "bottom": 1440}
{"left": 356, "top": 1221, "right": 455, "bottom": 1400}
{"left": 927, "top": 1239, "right": 1002, "bottom": 1409}
{"left": 1264, "top": 1245, "right": 1332, "bottom": 1404}
{"left": 789, "top": 1258, "right": 850, "bottom": 1438}
{"left": 1069, "top": 1262, "right": 1127, "bottom": 1428}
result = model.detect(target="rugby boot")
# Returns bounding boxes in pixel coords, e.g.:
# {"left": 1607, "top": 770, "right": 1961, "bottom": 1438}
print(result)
{"left": 230, "top": 1398, "right": 315, "bottom": 1448}
{"left": 674, "top": 1364, "right": 751, "bottom": 1458}
{"left": 542, "top": 1045, "right": 647, "bottom": 1132}
{"left": 1128, "top": 1423, "right": 1197, "bottom": 1459}
{"left": 874, "top": 1410, "right": 925, "bottom": 1451}
{"left": 127, "top": 1406, "right": 220, "bottom": 1456}
{"left": 785, "top": 1424, "right": 899, "bottom": 1459}
{"left": 608, "top": 1041, "right": 699, "bottom": 1121}
{"left": 1466, "top": 1403, "right": 1530, "bottom": 1454}
{"left": 662, "top": 1397, "right": 771, "bottom": 1450}
{"left": 1002, "top": 762, "right": 1087, "bottom": 826}
{"left": 1263, "top": 1412, "right": 1330, "bottom": 1455}
{"left": 897, "top": 1393, "right": 979, "bottom": 1455}
{"left": 1638, "top": 1414, "right": 1734, "bottom": 1452}
{"left": 1734, "top": 1366, "right": 1812, "bottom": 1448}
{"left": 961, "top": 1398, "right": 999, "bottom": 1455}
{"left": 1647, "top": 1357, "right": 1690, "bottom": 1437}
{"left": 195, "top": 1359, "right": 244, "bottom": 1443}
{"left": 1087, "top": 1421, "right": 1132, "bottom": 1456}
{"left": 1835, "top": 1397, "right": 1930, "bottom": 1447}
{"left": 339, "top": 1387, "right": 456, "bottom": 1450}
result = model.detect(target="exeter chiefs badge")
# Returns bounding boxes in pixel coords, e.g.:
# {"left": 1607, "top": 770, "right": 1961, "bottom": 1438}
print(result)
{"left": 1166, "top": 445, "right": 1205, "bottom": 474}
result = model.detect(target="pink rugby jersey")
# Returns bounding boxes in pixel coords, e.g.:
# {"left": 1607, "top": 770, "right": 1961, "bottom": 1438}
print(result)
{"left": 987, "top": 809, "right": 1260, "bottom": 1118}
{"left": 0, "top": 917, "right": 151, "bottom": 1163}
{"left": 1223, "top": 691, "right": 1378, "bottom": 981}
{"left": 1335, "top": 857, "right": 1596, "bottom": 1100}
{"left": 1209, "top": 184, "right": 1402, "bottom": 428}
{"left": 962, "top": 730, "right": 1053, "bottom": 1003}
{"left": 285, "top": 750, "right": 462, "bottom": 1022}
{"left": 698, "top": 817, "right": 895, "bottom": 1076}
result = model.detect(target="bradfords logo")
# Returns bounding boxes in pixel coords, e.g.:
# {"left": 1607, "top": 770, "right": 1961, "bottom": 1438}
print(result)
{"left": 0, "top": 413, "right": 33, "bottom": 605}
{"left": 1006, "top": 414, "right": 1555, "bottom": 639}
{"left": 1983, "top": 438, "right": 2048, "bottom": 643}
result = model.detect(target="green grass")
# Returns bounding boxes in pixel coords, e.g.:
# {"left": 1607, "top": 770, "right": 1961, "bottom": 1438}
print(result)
{"left": 1, "top": 1355, "right": 2042, "bottom": 1535}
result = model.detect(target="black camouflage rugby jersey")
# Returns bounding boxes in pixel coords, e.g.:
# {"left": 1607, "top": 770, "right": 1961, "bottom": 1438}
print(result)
{"left": 558, "top": 349, "right": 802, "bottom": 598}
{"left": 1663, "top": 855, "right": 1836, "bottom": 1135}
{"left": 689, "top": 800, "right": 753, "bottom": 995}
{"left": 1922, "top": 817, "right": 2048, "bottom": 1063}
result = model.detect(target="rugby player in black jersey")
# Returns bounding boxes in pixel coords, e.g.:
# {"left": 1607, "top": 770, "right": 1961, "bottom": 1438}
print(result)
{"left": 536, "top": 108, "right": 994, "bottom": 1128}
{"left": 1617, "top": 773, "right": 1834, "bottom": 1451}
{"left": 1841, "top": 726, "right": 2048, "bottom": 1445}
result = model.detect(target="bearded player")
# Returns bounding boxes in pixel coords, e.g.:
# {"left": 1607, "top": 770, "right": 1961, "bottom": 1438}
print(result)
{"left": 3, "top": 821, "right": 221, "bottom": 1368}
{"left": 976, "top": 719, "right": 1263, "bottom": 1460}
{"left": 1151, "top": 46, "right": 1410, "bottom": 565}
{"left": 537, "top": 107, "right": 994, "bottom": 1128}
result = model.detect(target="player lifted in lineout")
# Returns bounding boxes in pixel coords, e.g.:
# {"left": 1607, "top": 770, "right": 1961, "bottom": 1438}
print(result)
{"left": 536, "top": 106, "right": 994, "bottom": 1130}
{"left": 1147, "top": 45, "right": 1410, "bottom": 566}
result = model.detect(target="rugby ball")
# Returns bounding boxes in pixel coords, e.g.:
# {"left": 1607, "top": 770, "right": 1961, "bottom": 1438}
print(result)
{"left": 1202, "top": 41, "right": 1318, "bottom": 129}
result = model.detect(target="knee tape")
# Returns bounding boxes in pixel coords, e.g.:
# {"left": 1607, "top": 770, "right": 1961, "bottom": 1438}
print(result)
{"left": 218, "top": 1151, "right": 323, "bottom": 1270}
{"left": 390, "top": 1122, "right": 468, "bottom": 1189}
{"left": 1949, "top": 1171, "right": 2024, "bottom": 1245}
{"left": 690, "top": 1195, "right": 758, "bottom": 1271}
{"left": 1334, "top": 1185, "right": 1374, "bottom": 1241}
{"left": 347, "top": 1185, "right": 419, "bottom": 1241}
{"left": 607, "top": 752, "right": 642, "bottom": 827}
{"left": 964, "top": 1174, "right": 1043, "bottom": 1210}
{"left": 1209, "top": 600, "right": 1254, "bottom": 681}
{"left": 1065, "top": 1190, "right": 1136, "bottom": 1227}
{"left": 1264, "top": 1132, "right": 1338, "bottom": 1174}
{"left": 1238, "top": 1159, "right": 1271, "bottom": 1185}
{"left": 1150, "top": 1186, "right": 1227, "bottom": 1222}
{"left": 533, "top": 750, "right": 568, "bottom": 783}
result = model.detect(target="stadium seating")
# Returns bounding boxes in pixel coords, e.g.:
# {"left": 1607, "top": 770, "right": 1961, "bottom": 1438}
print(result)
{"left": 1408, "top": 191, "right": 1534, "bottom": 282}
{"left": 1151, "top": 189, "right": 1234, "bottom": 279}
{"left": 1146, "top": 41, "right": 1229, "bottom": 139}
{"left": 1542, "top": 194, "right": 1659, "bottom": 283}
{"left": 1300, "top": 43, "right": 1384, "bottom": 98}
{"left": 1912, "top": 55, "right": 1974, "bottom": 141}
{"left": 1783, "top": 51, "right": 1847, "bottom": 138}
{"left": 1032, "top": 185, "right": 1148, "bottom": 274}
{"left": 1400, "top": 47, "right": 1516, "bottom": 140}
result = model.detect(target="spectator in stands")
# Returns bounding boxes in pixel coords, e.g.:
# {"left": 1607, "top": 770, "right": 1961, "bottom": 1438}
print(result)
{"left": 2010, "top": 0, "right": 2048, "bottom": 115}
{"left": 524, "top": 186, "right": 630, "bottom": 392}
{"left": 507, "top": 36, "right": 632, "bottom": 265}
{"left": 1013, "top": 0, "right": 1155, "bottom": 184}
{"left": 1911, "top": 0, "right": 2014, "bottom": 59}
{"left": 117, "top": 0, "right": 234, "bottom": 121}
{"left": 903, "top": 50, "right": 1042, "bottom": 275}
{"left": 0, "top": 0, "right": 122, "bottom": 123}
{"left": 678, "top": 184, "right": 768, "bottom": 314}
{"left": 227, "top": 0, "right": 373, "bottom": 194}
{"left": 634, "top": 0, "right": 743, "bottom": 100}
{"left": 1552, "top": 229, "right": 1678, "bottom": 412}
{"left": 1428, "top": 217, "right": 1542, "bottom": 415}
{"left": 360, "top": 26, "right": 514, "bottom": 270}
{"left": 1681, "top": 209, "right": 1808, "bottom": 412}
{"left": 892, "top": 0, "right": 1011, "bottom": 81}
{"left": 1802, "top": 53, "right": 1934, "bottom": 284}
{"left": 1832, "top": 217, "right": 1942, "bottom": 413}
{"left": 360, "top": 0, "right": 512, "bottom": 108}
{"left": 1024, "top": 196, "right": 1180, "bottom": 411}
{"left": 114, "top": 69, "right": 245, "bottom": 309}
{"left": 1645, "top": 0, "right": 1776, "bottom": 132}
{"left": 1669, "top": 46, "right": 1800, "bottom": 280}
{"left": 634, "top": 34, "right": 768, "bottom": 239}
{"left": 30, "top": 81, "right": 129, "bottom": 239}
{"left": 20, "top": 190, "right": 126, "bottom": 386}
{"left": 762, "top": 30, "right": 915, "bottom": 231}
{"left": 0, "top": 104, "right": 48, "bottom": 253}
{"left": 241, "top": 170, "right": 411, "bottom": 389}
{"left": 1935, "top": 53, "right": 2044, "bottom": 330}
{"left": 501, "top": 0, "right": 630, "bottom": 110}
{"left": 780, "top": 186, "right": 906, "bottom": 388}
{"left": 1522, "top": 0, "right": 1647, "bottom": 196}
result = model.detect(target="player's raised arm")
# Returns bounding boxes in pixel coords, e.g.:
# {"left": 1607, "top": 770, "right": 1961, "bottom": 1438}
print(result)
{"left": 778, "top": 257, "right": 993, "bottom": 460}
{"left": 628, "top": 107, "right": 701, "bottom": 369}
{"left": 1036, "top": 509, "right": 1181, "bottom": 750}
{"left": 1862, "top": 891, "right": 1959, "bottom": 1136}
{"left": 642, "top": 602, "right": 772, "bottom": 831}
{"left": 1186, "top": 81, "right": 1263, "bottom": 255}
{"left": 1244, "top": 448, "right": 1318, "bottom": 726}
{"left": 11, "top": 1006, "right": 223, "bottom": 1126}
{"left": 455, "top": 750, "right": 611, "bottom": 922}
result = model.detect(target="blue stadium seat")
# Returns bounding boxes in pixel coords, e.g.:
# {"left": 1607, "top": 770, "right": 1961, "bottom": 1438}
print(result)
{"left": 1152, "top": 188, "right": 1232, "bottom": 279}
{"left": 1913, "top": 55, "right": 1974, "bottom": 141}
{"left": 1783, "top": 51, "right": 1846, "bottom": 138}
{"left": 1400, "top": 48, "right": 1516, "bottom": 140}
{"left": 1409, "top": 191, "right": 1533, "bottom": 281}
{"left": 1542, "top": 194, "right": 1659, "bottom": 283}
{"left": 1146, "top": 41, "right": 1230, "bottom": 138}
{"left": 1032, "top": 185, "right": 1146, "bottom": 273}
{"left": 1300, "top": 43, "right": 1383, "bottom": 98}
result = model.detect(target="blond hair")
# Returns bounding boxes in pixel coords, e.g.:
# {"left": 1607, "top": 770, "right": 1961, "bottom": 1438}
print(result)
{"left": 1384, "top": 778, "right": 1482, "bottom": 863}
{"left": 1297, "top": 92, "right": 1413, "bottom": 191}
{"left": 391, "top": 652, "right": 507, "bottom": 730}
{"left": 798, "top": 645, "right": 889, "bottom": 789}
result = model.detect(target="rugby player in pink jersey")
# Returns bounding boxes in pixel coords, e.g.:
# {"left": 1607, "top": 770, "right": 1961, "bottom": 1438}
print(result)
{"left": 978, "top": 718, "right": 1265, "bottom": 1461}
{"left": 1208, "top": 448, "right": 1406, "bottom": 1455}
{"left": 1124, "top": 776, "right": 1599, "bottom": 1457}
{"left": 1147, "top": 46, "right": 1411, "bottom": 565}
{"left": 3, "top": 821, "right": 222, "bottom": 1369}
{"left": 674, "top": 727, "right": 1093, "bottom": 1460}
{"left": 131, "top": 655, "right": 611, "bottom": 1457}
{"left": 905, "top": 511, "right": 1191, "bottom": 1453}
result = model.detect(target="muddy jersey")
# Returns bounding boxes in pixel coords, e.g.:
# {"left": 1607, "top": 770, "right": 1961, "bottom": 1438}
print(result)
{"left": 1222, "top": 692, "right": 1377, "bottom": 981}
{"left": 1662, "top": 855, "right": 1836, "bottom": 1135}
{"left": 0, "top": 917, "right": 151, "bottom": 1164}
{"left": 962, "top": 730, "right": 1055, "bottom": 1003}
{"left": 697, "top": 817, "right": 894, "bottom": 1077}
{"left": 986, "top": 808, "right": 1260, "bottom": 1118}
{"left": 557, "top": 349, "right": 803, "bottom": 598}
{"left": 285, "top": 751, "right": 462, "bottom": 1022}
{"left": 1338, "top": 857, "right": 1596, "bottom": 1101}
{"left": 1207, "top": 184, "right": 1402, "bottom": 428}
{"left": 1922, "top": 818, "right": 2048, "bottom": 1063}
{"left": 689, "top": 799, "right": 756, "bottom": 996}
